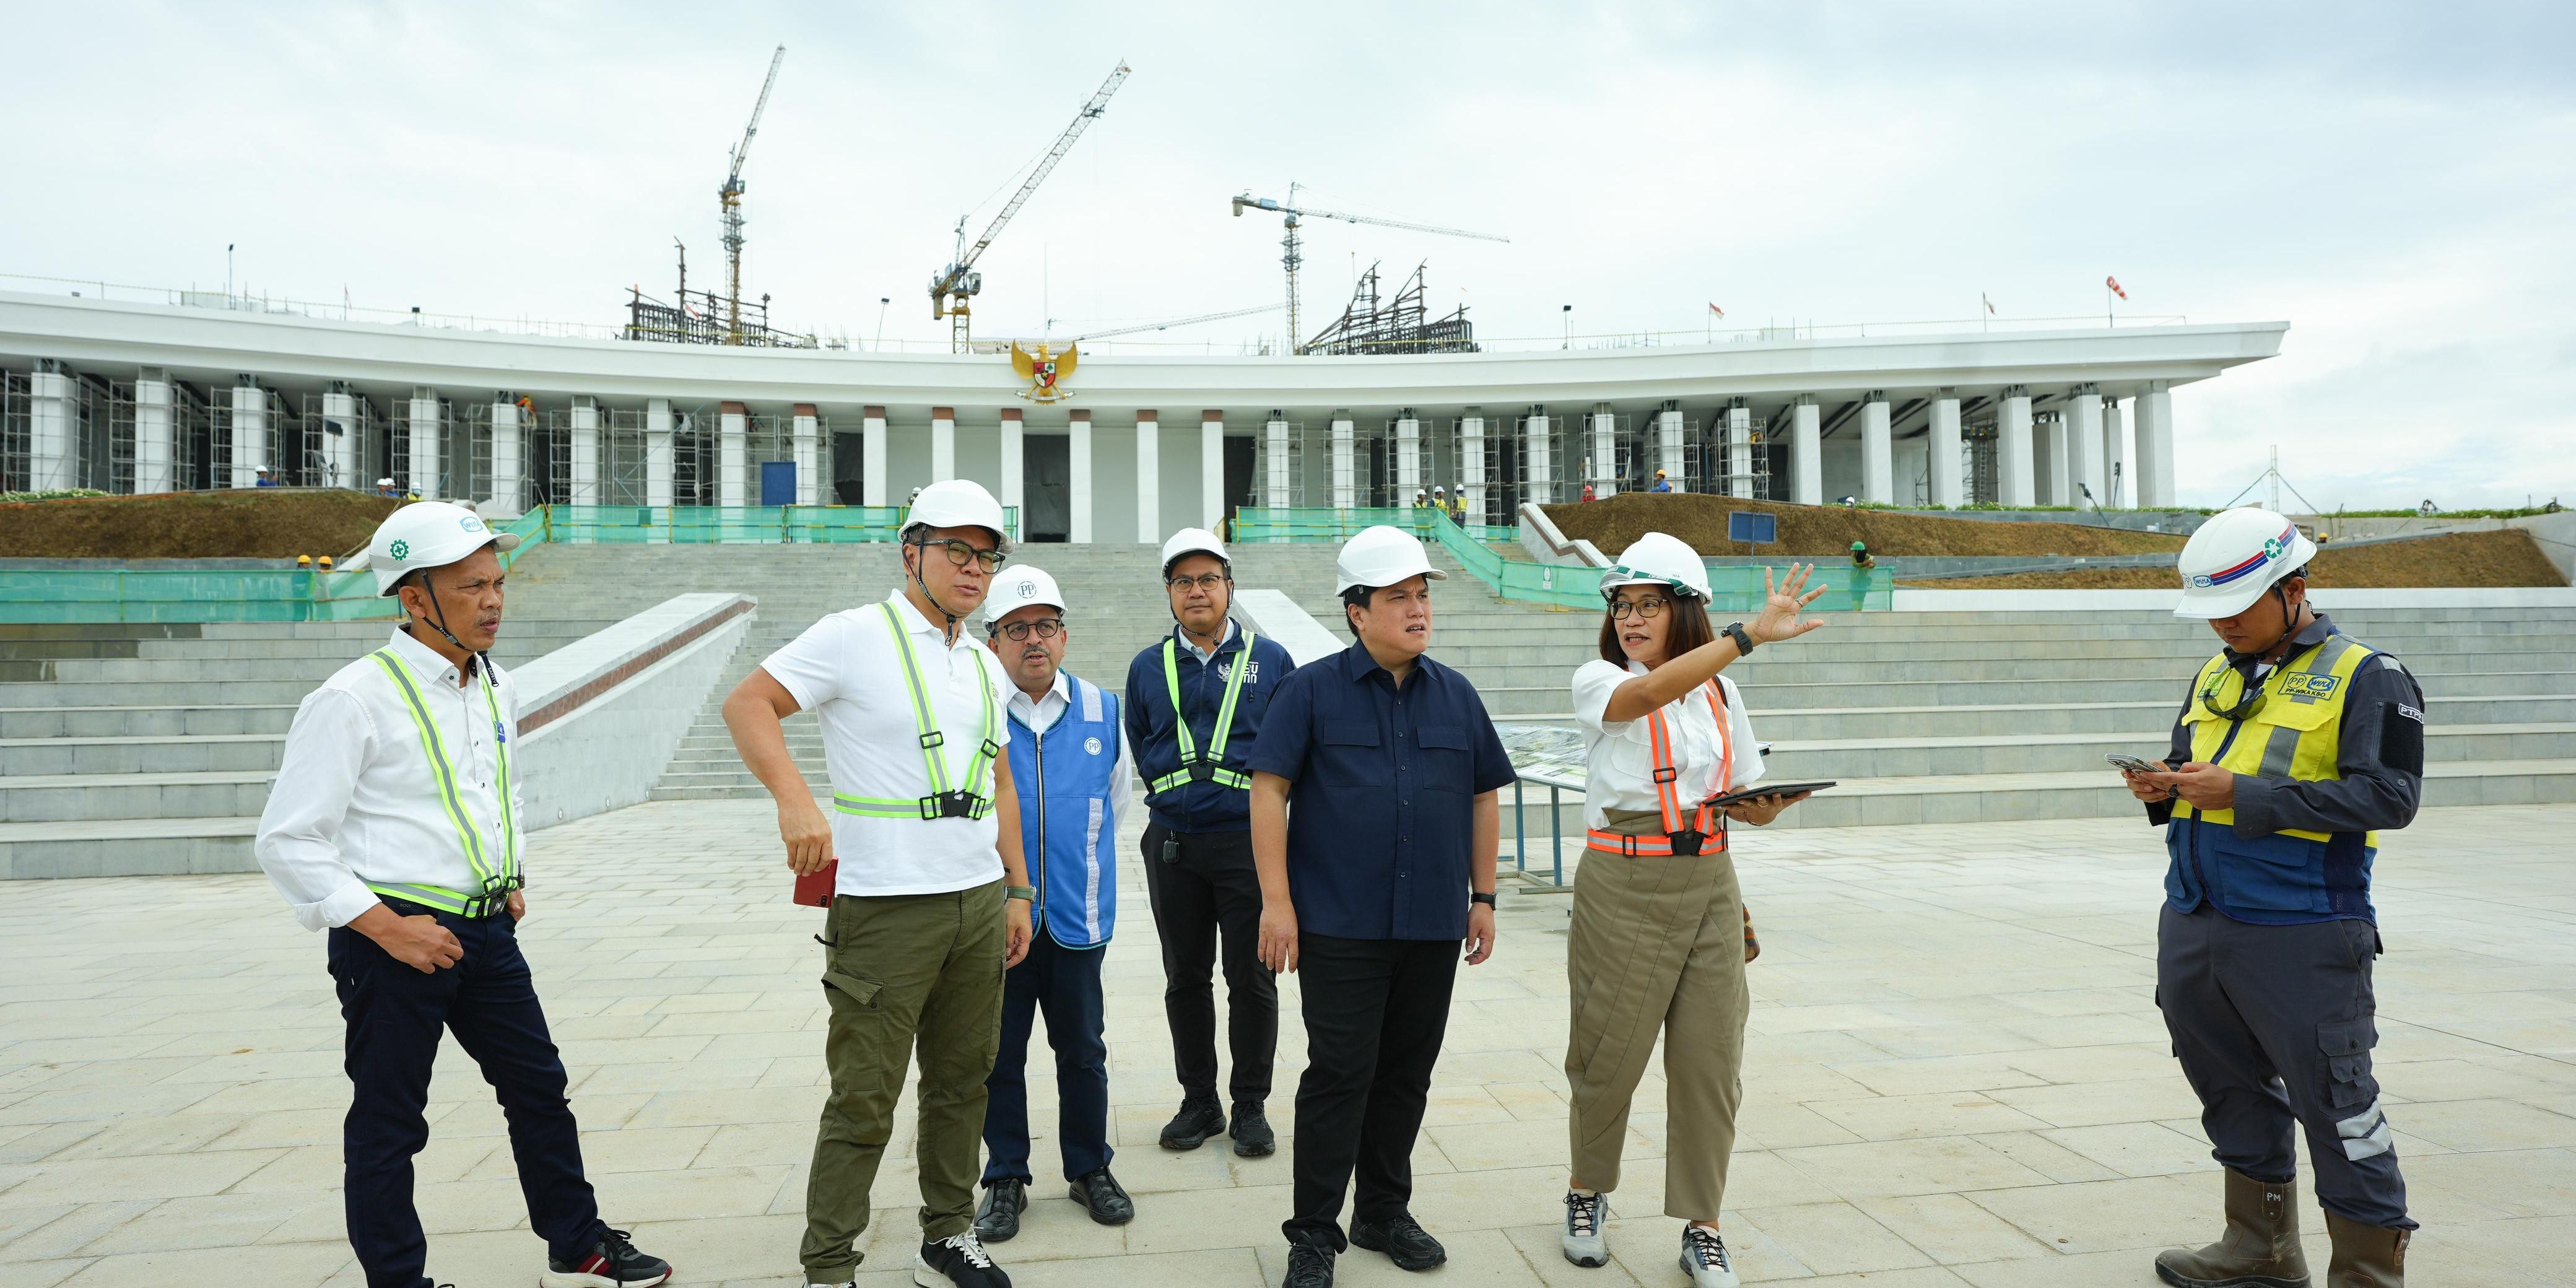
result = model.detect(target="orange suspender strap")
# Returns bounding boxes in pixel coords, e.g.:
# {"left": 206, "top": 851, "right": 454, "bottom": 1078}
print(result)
{"left": 1588, "top": 681, "right": 1730, "bottom": 856}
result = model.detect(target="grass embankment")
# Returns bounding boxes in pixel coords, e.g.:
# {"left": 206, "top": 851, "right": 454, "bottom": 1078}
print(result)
{"left": 1902, "top": 529, "right": 2564, "bottom": 590}
{"left": 0, "top": 490, "right": 401, "bottom": 559}
{"left": 1543, "top": 493, "right": 2187, "bottom": 559}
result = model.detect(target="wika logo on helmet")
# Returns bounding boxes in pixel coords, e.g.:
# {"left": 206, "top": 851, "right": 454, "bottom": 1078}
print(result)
{"left": 388, "top": 539, "right": 410, "bottom": 560}
{"left": 2190, "top": 523, "right": 2297, "bottom": 590}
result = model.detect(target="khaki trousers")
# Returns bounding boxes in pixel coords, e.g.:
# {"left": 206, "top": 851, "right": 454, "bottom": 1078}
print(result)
{"left": 801, "top": 881, "right": 1006, "bottom": 1280}
{"left": 1565, "top": 837, "right": 1749, "bottom": 1222}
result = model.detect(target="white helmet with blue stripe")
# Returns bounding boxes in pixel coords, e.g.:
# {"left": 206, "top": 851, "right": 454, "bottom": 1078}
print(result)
{"left": 2173, "top": 507, "right": 2318, "bottom": 619}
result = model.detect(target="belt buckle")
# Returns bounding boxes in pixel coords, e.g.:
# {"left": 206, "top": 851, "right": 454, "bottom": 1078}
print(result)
{"left": 1669, "top": 830, "right": 1705, "bottom": 857}
{"left": 1186, "top": 761, "right": 1216, "bottom": 784}
{"left": 925, "top": 790, "right": 980, "bottom": 820}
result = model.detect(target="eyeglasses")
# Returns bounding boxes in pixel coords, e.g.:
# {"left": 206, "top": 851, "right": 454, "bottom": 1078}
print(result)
{"left": 2198, "top": 663, "right": 2271, "bottom": 722}
{"left": 1607, "top": 595, "right": 1671, "bottom": 620}
{"left": 991, "top": 617, "right": 1063, "bottom": 642}
{"left": 913, "top": 538, "right": 1006, "bottom": 573}
{"left": 1166, "top": 572, "right": 1228, "bottom": 592}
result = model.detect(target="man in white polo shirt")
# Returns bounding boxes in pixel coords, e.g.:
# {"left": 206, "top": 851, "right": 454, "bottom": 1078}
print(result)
{"left": 723, "top": 479, "right": 1037, "bottom": 1288}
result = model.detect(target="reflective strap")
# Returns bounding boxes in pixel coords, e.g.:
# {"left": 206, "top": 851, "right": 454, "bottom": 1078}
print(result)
{"left": 1585, "top": 828, "right": 1728, "bottom": 857}
{"left": 363, "top": 879, "right": 474, "bottom": 916}
{"left": 1147, "top": 765, "right": 1253, "bottom": 793}
{"left": 1207, "top": 630, "right": 1258, "bottom": 760}
{"left": 368, "top": 649, "right": 495, "bottom": 890}
{"left": 879, "top": 603, "right": 953, "bottom": 795}
{"left": 479, "top": 664, "right": 518, "bottom": 884}
{"left": 1643, "top": 681, "right": 1728, "bottom": 840}
{"left": 834, "top": 793, "right": 993, "bottom": 820}
{"left": 958, "top": 648, "right": 1001, "bottom": 801}
{"left": 1156, "top": 629, "right": 1260, "bottom": 793}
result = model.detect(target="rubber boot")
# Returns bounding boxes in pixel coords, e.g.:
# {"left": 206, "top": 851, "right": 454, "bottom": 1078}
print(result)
{"left": 2322, "top": 1211, "right": 2408, "bottom": 1287}
{"left": 2154, "top": 1169, "right": 2312, "bottom": 1288}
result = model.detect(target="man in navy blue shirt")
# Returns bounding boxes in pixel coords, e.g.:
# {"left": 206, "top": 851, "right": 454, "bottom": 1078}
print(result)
{"left": 1124, "top": 527, "right": 1300, "bottom": 1158}
{"left": 1250, "top": 526, "right": 1514, "bottom": 1288}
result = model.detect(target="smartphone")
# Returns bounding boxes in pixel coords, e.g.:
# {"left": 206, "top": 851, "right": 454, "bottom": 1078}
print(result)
{"left": 793, "top": 860, "right": 838, "bottom": 908}
{"left": 2105, "top": 754, "right": 2164, "bottom": 775}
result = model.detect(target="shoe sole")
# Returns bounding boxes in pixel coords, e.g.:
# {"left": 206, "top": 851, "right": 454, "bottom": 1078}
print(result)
{"left": 2153, "top": 1264, "right": 2308, "bottom": 1288}
{"left": 914, "top": 1253, "right": 998, "bottom": 1287}
{"left": 1069, "top": 1183, "right": 1136, "bottom": 1226}
{"left": 539, "top": 1269, "right": 672, "bottom": 1288}
{"left": 1232, "top": 1136, "right": 1275, "bottom": 1157}
{"left": 1351, "top": 1228, "right": 1447, "bottom": 1272}
{"left": 1562, "top": 1243, "right": 1608, "bottom": 1268}
{"left": 1677, "top": 1251, "right": 1739, "bottom": 1287}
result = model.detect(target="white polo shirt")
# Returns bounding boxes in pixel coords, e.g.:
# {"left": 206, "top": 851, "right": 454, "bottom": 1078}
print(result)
{"left": 761, "top": 590, "right": 1016, "bottom": 897}
{"left": 1572, "top": 659, "right": 1766, "bottom": 830}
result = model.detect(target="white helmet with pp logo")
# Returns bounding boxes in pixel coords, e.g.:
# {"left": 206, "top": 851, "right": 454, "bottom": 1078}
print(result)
{"left": 2173, "top": 507, "right": 2317, "bottom": 619}
{"left": 1599, "top": 531, "right": 1713, "bottom": 601}
{"left": 982, "top": 565, "right": 1067, "bottom": 624}
{"left": 368, "top": 502, "right": 519, "bottom": 596}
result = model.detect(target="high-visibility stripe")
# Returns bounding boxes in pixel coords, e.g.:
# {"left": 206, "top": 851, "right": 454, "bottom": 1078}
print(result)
{"left": 370, "top": 650, "right": 497, "bottom": 887}
{"left": 858, "top": 603, "right": 998, "bottom": 818}
{"left": 881, "top": 603, "right": 954, "bottom": 795}
{"left": 1155, "top": 629, "right": 1259, "bottom": 793}
{"left": 365, "top": 646, "right": 518, "bottom": 914}
{"left": 1595, "top": 681, "right": 1733, "bottom": 855}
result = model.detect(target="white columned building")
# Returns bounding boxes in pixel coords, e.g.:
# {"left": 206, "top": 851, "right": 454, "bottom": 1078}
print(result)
{"left": 569, "top": 395, "right": 601, "bottom": 504}
{"left": 1199, "top": 411, "right": 1225, "bottom": 533}
{"left": 1655, "top": 401, "right": 1686, "bottom": 492}
{"left": 931, "top": 407, "right": 956, "bottom": 482}
{"left": 2136, "top": 381, "right": 2176, "bottom": 508}
{"left": 320, "top": 382, "right": 359, "bottom": 490}
{"left": 2102, "top": 396, "right": 2128, "bottom": 509}
{"left": 2065, "top": 383, "right": 2104, "bottom": 509}
{"left": 998, "top": 407, "right": 1024, "bottom": 519}
{"left": 1724, "top": 399, "right": 1753, "bottom": 498}
{"left": 230, "top": 376, "right": 267, "bottom": 490}
{"left": 134, "top": 367, "right": 174, "bottom": 495}
{"left": 2039, "top": 411, "right": 2069, "bottom": 507}
{"left": 1997, "top": 386, "right": 2035, "bottom": 507}
{"left": 1396, "top": 409, "right": 1422, "bottom": 502}
{"left": 1135, "top": 410, "right": 1161, "bottom": 540}
{"left": 715, "top": 400, "right": 748, "bottom": 509}
{"left": 861, "top": 406, "right": 888, "bottom": 506}
{"left": 791, "top": 403, "right": 819, "bottom": 506}
{"left": 1927, "top": 390, "right": 1962, "bottom": 507}
{"left": 643, "top": 396, "right": 672, "bottom": 508}
{"left": 1329, "top": 410, "right": 1356, "bottom": 510}
{"left": 1525, "top": 406, "right": 1552, "bottom": 505}
{"left": 27, "top": 360, "right": 76, "bottom": 492}
{"left": 494, "top": 394, "right": 527, "bottom": 513}
{"left": 1859, "top": 392, "right": 1892, "bottom": 505}
{"left": 1790, "top": 395, "right": 1822, "bottom": 506}
{"left": 1263, "top": 414, "right": 1291, "bottom": 510}
{"left": 1460, "top": 408, "right": 1488, "bottom": 521}
{"left": 1589, "top": 402, "right": 1617, "bottom": 498}
{"left": 1068, "top": 409, "right": 1094, "bottom": 544}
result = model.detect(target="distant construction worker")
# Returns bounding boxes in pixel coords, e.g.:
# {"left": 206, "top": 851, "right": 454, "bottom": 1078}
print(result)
{"left": 2127, "top": 507, "right": 2425, "bottom": 1288}
{"left": 1447, "top": 489, "right": 1467, "bottom": 524}
{"left": 1126, "top": 528, "right": 1299, "bottom": 1159}
{"left": 1581, "top": 481, "right": 1598, "bottom": 503}
{"left": 1849, "top": 541, "right": 1876, "bottom": 570}
{"left": 375, "top": 477, "right": 399, "bottom": 498}
{"left": 1430, "top": 485, "right": 1448, "bottom": 515}
{"left": 1651, "top": 469, "right": 1673, "bottom": 493}
{"left": 725, "top": 479, "right": 1037, "bottom": 1288}
{"left": 1412, "top": 488, "right": 1430, "bottom": 508}
{"left": 972, "top": 565, "right": 1138, "bottom": 1243}
{"left": 255, "top": 502, "right": 671, "bottom": 1288}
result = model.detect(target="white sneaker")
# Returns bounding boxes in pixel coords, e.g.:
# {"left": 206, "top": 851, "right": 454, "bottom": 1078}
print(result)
{"left": 1562, "top": 1190, "right": 1609, "bottom": 1267}
{"left": 1680, "top": 1225, "right": 1739, "bottom": 1288}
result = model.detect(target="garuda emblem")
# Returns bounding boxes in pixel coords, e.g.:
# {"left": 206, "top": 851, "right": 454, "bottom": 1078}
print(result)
{"left": 1011, "top": 342, "right": 1079, "bottom": 404}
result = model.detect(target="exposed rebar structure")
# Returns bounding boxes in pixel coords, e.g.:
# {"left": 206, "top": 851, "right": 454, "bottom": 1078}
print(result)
{"left": 1303, "top": 262, "right": 1477, "bottom": 356}
{"left": 625, "top": 241, "right": 819, "bottom": 349}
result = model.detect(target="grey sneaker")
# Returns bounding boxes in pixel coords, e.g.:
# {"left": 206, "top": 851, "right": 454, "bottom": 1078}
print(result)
{"left": 1680, "top": 1225, "right": 1739, "bottom": 1288}
{"left": 1562, "top": 1190, "right": 1609, "bottom": 1267}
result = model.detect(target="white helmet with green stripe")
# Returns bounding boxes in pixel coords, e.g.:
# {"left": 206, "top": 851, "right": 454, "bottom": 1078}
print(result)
{"left": 1599, "top": 531, "right": 1712, "bottom": 602}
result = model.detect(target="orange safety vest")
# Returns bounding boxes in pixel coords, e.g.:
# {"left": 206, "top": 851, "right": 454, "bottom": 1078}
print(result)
{"left": 1586, "top": 680, "right": 1733, "bottom": 857}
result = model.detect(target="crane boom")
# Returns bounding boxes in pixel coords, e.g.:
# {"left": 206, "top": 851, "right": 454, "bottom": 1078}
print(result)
{"left": 724, "top": 45, "right": 786, "bottom": 196}
{"left": 718, "top": 44, "right": 786, "bottom": 344}
{"left": 931, "top": 59, "right": 1131, "bottom": 351}
{"left": 1072, "top": 303, "right": 1279, "bottom": 342}
{"left": 1230, "top": 188, "right": 1507, "bottom": 354}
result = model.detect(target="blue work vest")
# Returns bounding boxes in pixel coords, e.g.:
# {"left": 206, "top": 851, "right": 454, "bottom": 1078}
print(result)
{"left": 1007, "top": 674, "right": 1122, "bottom": 948}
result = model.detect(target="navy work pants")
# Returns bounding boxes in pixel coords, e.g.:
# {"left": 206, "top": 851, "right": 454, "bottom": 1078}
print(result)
{"left": 329, "top": 903, "right": 604, "bottom": 1288}
{"left": 1142, "top": 822, "right": 1278, "bottom": 1107}
{"left": 1284, "top": 933, "right": 1460, "bottom": 1253}
{"left": 2157, "top": 903, "right": 2414, "bottom": 1230}
{"left": 980, "top": 925, "right": 1113, "bottom": 1185}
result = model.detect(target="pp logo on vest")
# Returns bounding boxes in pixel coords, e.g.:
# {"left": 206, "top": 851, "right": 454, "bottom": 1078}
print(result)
{"left": 1084, "top": 736, "right": 1102, "bottom": 755}
{"left": 2281, "top": 672, "right": 2340, "bottom": 698}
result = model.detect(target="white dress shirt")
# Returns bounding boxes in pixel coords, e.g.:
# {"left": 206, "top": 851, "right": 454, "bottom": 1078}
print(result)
{"left": 1006, "top": 668, "right": 1134, "bottom": 835}
{"left": 255, "top": 627, "right": 525, "bottom": 931}
{"left": 760, "top": 590, "right": 1016, "bottom": 897}
{"left": 1572, "top": 659, "right": 1767, "bottom": 830}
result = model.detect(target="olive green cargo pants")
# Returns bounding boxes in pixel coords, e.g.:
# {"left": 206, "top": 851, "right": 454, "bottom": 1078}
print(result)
{"left": 801, "top": 880, "right": 1006, "bottom": 1281}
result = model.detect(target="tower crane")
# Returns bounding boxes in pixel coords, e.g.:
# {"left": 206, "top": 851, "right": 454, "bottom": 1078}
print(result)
{"left": 718, "top": 44, "right": 786, "bottom": 345}
{"left": 1069, "top": 303, "right": 1280, "bottom": 343}
{"left": 1231, "top": 185, "right": 1507, "bottom": 355}
{"left": 931, "top": 60, "right": 1131, "bottom": 354}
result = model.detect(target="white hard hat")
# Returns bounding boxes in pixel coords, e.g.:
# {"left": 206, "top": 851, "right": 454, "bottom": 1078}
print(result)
{"left": 1600, "top": 531, "right": 1713, "bottom": 601}
{"left": 1160, "top": 526, "right": 1229, "bottom": 576}
{"left": 368, "top": 502, "right": 520, "bottom": 596}
{"left": 983, "top": 565, "right": 1067, "bottom": 624}
{"left": 2173, "top": 507, "right": 2317, "bottom": 619}
{"left": 902, "top": 479, "right": 1011, "bottom": 551}
{"left": 1334, "top": 525, "right": 1448, "bottom": 594}
{"left": 375, "top": 477, "right": 394, "bottom": 488}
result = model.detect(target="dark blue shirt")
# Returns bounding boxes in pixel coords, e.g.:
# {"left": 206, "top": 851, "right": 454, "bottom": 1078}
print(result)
{"left": 1248, "top": 642, "right": 1516, "bottom": 941}
{"left": 1124, "top": 621, "right": 1298, "bottom": 834}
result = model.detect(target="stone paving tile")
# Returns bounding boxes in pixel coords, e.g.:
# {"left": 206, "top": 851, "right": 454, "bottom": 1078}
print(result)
{"left": 1, "top": 801, "right": 2572, "bottom": 1284}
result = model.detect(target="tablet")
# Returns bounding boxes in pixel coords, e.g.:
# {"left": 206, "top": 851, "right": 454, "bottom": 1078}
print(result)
{"left": 1704, "top": 781, "right": 1835, "bottom": 810}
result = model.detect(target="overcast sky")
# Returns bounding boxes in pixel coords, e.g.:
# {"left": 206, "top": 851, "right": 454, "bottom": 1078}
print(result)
{"left": 7, "top": 2, "right": 2571, "bottom": 508}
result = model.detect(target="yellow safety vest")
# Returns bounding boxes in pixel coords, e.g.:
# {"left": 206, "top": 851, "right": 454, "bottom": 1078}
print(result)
{"left": 365, "top": 648, "right": 521, "bottom": 917}
{"left": 2174, "top": 632, "right": 2380, "bottom": 846}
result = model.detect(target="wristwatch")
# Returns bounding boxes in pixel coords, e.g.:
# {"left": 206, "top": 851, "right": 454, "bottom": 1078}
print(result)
{"left": 1004, "top": 885, "right": 1036, "bottom": 903}
{"left": 1470, "top": 891, "right": 1497, "bottom": 907}
{"left": 1724, "top": 621, "right": 1757, "bottom": 656}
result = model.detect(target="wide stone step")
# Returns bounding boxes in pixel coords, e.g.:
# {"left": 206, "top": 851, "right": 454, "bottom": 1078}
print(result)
{"left": 0, "top": 770, "right": 274, "bottom": 822}
{"left": 1437, "top": 653, "right": 2576, "bottom": 690}
{"left": 1756, "top": 723, "right": 2576, "bottom": 780}
{"left": 0, "top": 679, "right": 333, "bottom": 708}
{"left": 0, "top": 733, "right": 284, "bottom": 777}
{"left": 0, "top": 703, "right": 299, "bottom": 739}
{"left": 0, "top": 816, "right": 261, "bottom": 879}
{"left": 1471, "top": 668, "right": 2576, "bottom": 715}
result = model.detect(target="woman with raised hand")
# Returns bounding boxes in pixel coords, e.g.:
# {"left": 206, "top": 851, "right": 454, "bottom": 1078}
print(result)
{"left": 1557, "top": 534, "right": 1826, "bottom": 1287}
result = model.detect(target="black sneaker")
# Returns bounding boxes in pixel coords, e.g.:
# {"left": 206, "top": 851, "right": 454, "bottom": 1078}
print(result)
{"left": 542, "top": 1226, "right": 672, "bottom": 1287}
{"left": 1230, "top": 1101, "right": 1276, "bottom": 1157}
{"left": 974, "top": 1178, "right": 1027, "bottom": 1242}
{"left": 1351, "top": 1212, "right": 1447, "bottom": 1271}
{"left": 1282, "top": 1241, "right": 1336, "bottom": 1288}
{"left": 1068, "top": 1167, "right": 1135, "bottom": 1225}
{"left": 916, "top": 1229, "right": 1011, "bottom": 1287}
{"left": 1160, "top": 1098, "right": 1227, "bottom": 1150}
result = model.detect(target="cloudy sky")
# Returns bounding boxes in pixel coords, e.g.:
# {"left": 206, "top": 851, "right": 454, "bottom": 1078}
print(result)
{"left": 7, "top": 2, "right": 2571, "bottom": 508}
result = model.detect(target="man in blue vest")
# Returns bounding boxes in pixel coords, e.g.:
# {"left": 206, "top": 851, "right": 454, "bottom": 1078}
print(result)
{"left": 972, "top": 565, "right": 1137, "bottom": 1242}
{"left": 1125, "top": 527, "right": 1300, "bottom": 1157}
{"left": 2127, "top": 507, "right": 2426, "bottom": 1288}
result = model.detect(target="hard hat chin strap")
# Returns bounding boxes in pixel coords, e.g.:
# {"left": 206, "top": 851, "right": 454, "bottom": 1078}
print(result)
{"left": 908, "top": 543, "right": 965, "bottom": 640}
{"left": 406, "top": 570, "right": 487, "bottom": 675}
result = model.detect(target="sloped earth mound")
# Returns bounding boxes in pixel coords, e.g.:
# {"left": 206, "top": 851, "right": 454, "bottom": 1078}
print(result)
{"left": 0, "top": 490, "right": 401, "bottom": 559}
{"left": 1899, "top": 529, "right": 2564, "bottom": 590}
{"left": 1543, "top": 493, "right": 2188, "bottom": 559}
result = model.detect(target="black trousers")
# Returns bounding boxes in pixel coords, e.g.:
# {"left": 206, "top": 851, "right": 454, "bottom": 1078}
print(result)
{"left": 329, "top": 904, "right": 604, "bottom": 1288}
{"left": 1142, "top": 822, "right": 1277, "bottom": 1105}
{"left": 981, "top": 925, "right": 1113, "bottom": 1185}
{"left": 1284, "top": 933, "right": 1460, "bottom": 1252}
{"left": 2157, "top": 903, "right": 2414, "bottom": 1229}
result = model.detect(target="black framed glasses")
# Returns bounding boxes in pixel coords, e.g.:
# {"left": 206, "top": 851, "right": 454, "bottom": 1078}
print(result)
{"left": 1607, "top": 595, "right": 1671, "bottom": 620}
{"left": 991, "top": 617, "right": 1064, "bottom": 642}
{"left": 913, "top": 538, "right": 1005, "bottom": 573}
{"left": 1166, "top": 572, "right": 1227, "bottom": 592}
{"left": 2199, "top": 664, "right": 2271, "bottom": 722}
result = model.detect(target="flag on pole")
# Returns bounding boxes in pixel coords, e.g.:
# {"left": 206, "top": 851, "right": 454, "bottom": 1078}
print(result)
{"left": 1708, "top": 302, "right": 1724, "bottom": 318}
{"left": 2105, "top": 276, "right": 2127, "bottom": 300}
{"left": 1983, "top": 292, "right": 1995, "bottom": 315}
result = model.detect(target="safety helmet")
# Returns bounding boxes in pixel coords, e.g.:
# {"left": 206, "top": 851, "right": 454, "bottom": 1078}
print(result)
{"left": 1160, "top": 526, "right": 1229, "bottom": 577}
{"left": 983, "top": 565, "right": 1066, "bottom": 624}
{"left": 2172, "top": 507, "right": 2317, "bottom": 619}
{"left": 1600, "top": 531, "right": 1713, "bottom": 601}
{"left": 1655, "top": 469, "right": 1668, "bottom": 478}
{"left": 1334, "top": 525, "right": 1448, "bottom": 594}
{"left": 1851, "top": 541, "right": 1868, "bottom": 552}
{"left": 902, "top": 479, "right": 1011, "bottom": 552}
{"left": 1433, "top": 485, "right": 1447, "bottom": 495}
{"left": 375, "top": 477, "right": 394, "bottom": 488}
{"left": 368, "top": 502, "right": 519, "bottom": 596}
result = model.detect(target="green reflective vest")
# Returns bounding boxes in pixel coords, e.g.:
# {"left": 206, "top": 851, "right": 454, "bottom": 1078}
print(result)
{"left": 364, "top": 647, "right": 520, "bottom": 916}
{"left": 1150, "top": 630, "right": 1260, "bottom": 793}
{"left": 833, "top": 601, "right": 1003, "bottom": 820}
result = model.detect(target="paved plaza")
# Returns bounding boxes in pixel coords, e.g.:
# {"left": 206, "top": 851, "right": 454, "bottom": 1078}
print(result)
{"left": 2, "top": 801, "right": 2573, "bottom": 1287}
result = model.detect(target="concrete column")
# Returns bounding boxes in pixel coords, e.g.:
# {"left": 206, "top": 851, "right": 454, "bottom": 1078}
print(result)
{"left": 569, "top": 396, "right": 600, "bottom": 505}
{"left": 1790, "top": 395, "right": 1821, "bottom": 506}
{"left": 1136, "top": 411, "right": 1161, "bottom": 539}
{"left": 1725, "top": 399, "right": 1753, "bottom": 498}
{"left": 1200, "top": 411, "right": 1225, "bottom": 532}
{"left": 1460, "top": 409, "right": 1488, "bottom": 523}
{"left": 1525, "top": 407, "right": 1552, "bottom": 504}
{"left": 1589, "top": 403, "right": 1617, "bottom": 498}
{"left": 1068, "top": 409, "right": 1094, "bottom": 544}
{"left": 644, "top": 396, "right": 674, "bottom": 508}
{"left": 931, "top": 406, "right": 956, "bottom": 482}
{"left": 1860, "top": 391, "right": 1893, "bottom": 505}
{"left": 791, "top": 404, "right": 819, "bottom": 506}
{"left": 1395, "top": 409, "right": 1422, "bottom": 501}
{"left": 715, "top": 401, "right": 747, "bottom": 508}
{"left": 134, "top": 368, "right": 173, "bottom": 495}
{"left": 1655, "top": 401, "right": 1686, "bottom": 492}
{"left": 2036, "top": 412, "right": 2066, "bottom": 507}
{"left": 861, "top": 406, "right": 888, "bottom": 506}
{"left": 2102, "top": 396, "right": 2128, "bottom": 509}
{"left": 2065, "top": 384, "right": 2104, "bottom": 510}
{"left": 27, "top": 362, "right": 77, "bottom": 492}
{"left": 492, "top": 395, "right": 526, "bottom": 515}
{"left": 1997, "top": 385, "right": 2034, "bottom": 508}
{"left": 411, "top": 388, "right": 445, "bottom": 498}
{"left": 1264, "top": 414, "right": 1291, "bottom": 510}
{"left": 2136, "top": 381, "right": 2175, "bottom": 508}
{"left": 320, "top": 384, "right": 357, "bottom": 490}
{"left": 1927, "top": 389, "right": 1962, "bottom": 507}
{"left": 230, "top": 377, "right": 266, "bottom": 490}
{"left": 999, "top": 407, "right": 1024, "bottom": 516}
{"left": 1329, "top": 411, "right": 1355, "bottom": 510}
